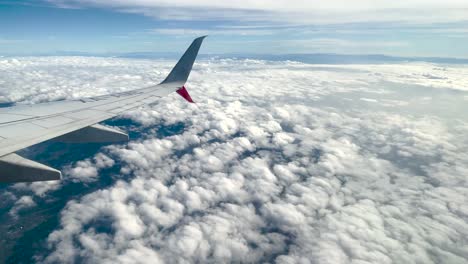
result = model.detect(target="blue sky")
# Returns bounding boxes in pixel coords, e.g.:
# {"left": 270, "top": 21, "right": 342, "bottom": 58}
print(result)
{"left": 0, "top": 0, "right": 467, "bottom": 57}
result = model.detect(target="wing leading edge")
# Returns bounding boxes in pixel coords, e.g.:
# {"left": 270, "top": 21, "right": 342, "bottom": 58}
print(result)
{"left": 0, "top": 36, "right": 206, "bottom": 183}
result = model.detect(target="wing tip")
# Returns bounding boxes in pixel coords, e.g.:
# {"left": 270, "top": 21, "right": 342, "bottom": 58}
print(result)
{"left": 160, "top": 36, "right": 207, "bottom": 85}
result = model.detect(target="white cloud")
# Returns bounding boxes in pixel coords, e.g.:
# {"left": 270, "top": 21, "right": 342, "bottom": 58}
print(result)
{"left": 152, "top": 28, "right": 275, "bottom": 36}
{"left": 8, "top": 195, "right": 36, "bottom": 216}
{"left": 46, "top": 0, "right": 468, "bottom": 12}
{"left": 45, "top": 0, "right": 468, "bottom": 24}
{"left": 0, "top": 56, "right": 168, "bottom": 104}
{"left": 12, "top": 181, "right": 61, "bottom": 196}
{"left": 1, "top": 56, "right": 468, "bottom": 263}
{"left": 66, "top": 153, "right": 115, "bottom": 182}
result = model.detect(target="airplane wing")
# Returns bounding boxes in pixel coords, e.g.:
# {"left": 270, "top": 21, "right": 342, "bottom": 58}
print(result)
{"left": 0, "top": 36, "right": 206, "bottom": 183}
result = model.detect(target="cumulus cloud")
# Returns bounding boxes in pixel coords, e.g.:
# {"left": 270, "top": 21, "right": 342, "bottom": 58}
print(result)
{"left": 66, "top": 153, "right": 115, "bottom": 182}
{"left": 8, "top": 195, "right": 36, "bottom": 217}
{"left": 0, "top": 56, "right": 169, "bottom": 104}
{"left": 12, "top": 181, "right": 61, "bottom": 197}
{"left": 1, "top": 56, "right": 467, "bottom": 263}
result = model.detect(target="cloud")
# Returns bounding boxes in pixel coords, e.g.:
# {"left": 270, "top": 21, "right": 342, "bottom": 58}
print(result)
{"left": 44, "top": 104, "right": 468, "bottom": 263}
{"left": 0, "top": 56, "right": 170, "bottom": 104}
{"left": 262, "top": 38, "right": 409, "bottom": 53}
{"left": 12, "top": 181, "right": 61, "bottom": 196}
{"left": 152, "top": 28, "right": 275, "bottom": 36}
{"left": 66, "top": 153, "right": 115, "bottom": 182}
{"left": 45, "top": 0, "right": 468, "bottom": 12}
{"left": 45, "top": 0, "right": 468, "bottom": 24}
{"left": 1, "top": 56, "right": 467, "bottom": 262}
{"left": 1, "top": 56, "right": 465, "bottom": 263}
{"left": 8, "top": 195, "right": 36, "bottom": 216}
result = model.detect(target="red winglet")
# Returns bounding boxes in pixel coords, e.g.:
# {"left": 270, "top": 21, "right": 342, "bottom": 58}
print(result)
{"left": 176, "top": 86, "right": 194, "bottom": 103}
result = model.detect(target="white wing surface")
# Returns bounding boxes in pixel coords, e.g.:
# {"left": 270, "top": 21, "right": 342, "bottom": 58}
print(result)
{"left": 0, "top": 36, "right": 206, "bottom": 182}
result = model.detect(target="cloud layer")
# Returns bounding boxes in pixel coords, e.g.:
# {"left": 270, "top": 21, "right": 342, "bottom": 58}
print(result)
{"left": 45, "top": 0, "right": 468, "bottom": 24}
{"left": 1, "top": 56, "right": 468, "bottom": 263}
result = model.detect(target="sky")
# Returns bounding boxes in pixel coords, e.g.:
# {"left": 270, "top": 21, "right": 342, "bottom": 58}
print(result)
{"left": 1, "top": 1, "right": 468, "bottom": 263}
{"left": 0, "top": 0, "right": 468, "bottom": 57}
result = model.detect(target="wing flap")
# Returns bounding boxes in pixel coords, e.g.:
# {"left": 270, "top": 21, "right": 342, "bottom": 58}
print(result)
{"left": 54, "top": 124, "right": 129, "bottom": 143}
{"left": 0, "top": 153, "right": 61, "bottom": 182}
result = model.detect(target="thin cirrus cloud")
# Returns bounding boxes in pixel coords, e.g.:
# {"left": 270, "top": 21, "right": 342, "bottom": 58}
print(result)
{"left": 45, "top": 0, "right": 468, "bottom": 24}
{"left": 152, "top": 28, "right": 276, "bottom": 36}
{"left": 0, "top": 56, "right": 467, "bottom": 263}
